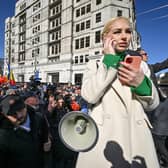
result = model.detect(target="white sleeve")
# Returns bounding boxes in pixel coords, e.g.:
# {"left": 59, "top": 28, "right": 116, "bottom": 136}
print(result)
{"left": 140, "top": 61, "right": 151, "bottom": 77}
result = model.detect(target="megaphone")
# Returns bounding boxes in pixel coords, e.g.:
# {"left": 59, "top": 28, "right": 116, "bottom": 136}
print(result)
{"left": 58, "top": 111, "right": 99, "bottom": 152}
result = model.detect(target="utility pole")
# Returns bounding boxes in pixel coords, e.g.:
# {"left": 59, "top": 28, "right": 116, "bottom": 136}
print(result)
{"left": 27, "top": 37, "right": 38, "bottom": 78}
{"left": 34, "top": 48, "right": 37, "bottom": 74}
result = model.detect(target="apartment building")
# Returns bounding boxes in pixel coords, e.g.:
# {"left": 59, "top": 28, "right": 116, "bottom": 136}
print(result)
{"left": 4, "top": 0, "right": 140, "bottom": 84}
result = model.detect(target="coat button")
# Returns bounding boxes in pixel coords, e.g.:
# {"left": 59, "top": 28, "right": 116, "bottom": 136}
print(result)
{"left": 137, "top": 120, "right": 143, "bottom": 125}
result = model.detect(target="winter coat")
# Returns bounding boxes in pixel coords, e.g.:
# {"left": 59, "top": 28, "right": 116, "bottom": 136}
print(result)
{"left": 0, "top": 107, "right": 47, "bottom": 168}
{"left": 150, "top": 98, "right": 168, "bottom": 136}
{"left": 76, "top": 60, "right": 160, "bottom": 168}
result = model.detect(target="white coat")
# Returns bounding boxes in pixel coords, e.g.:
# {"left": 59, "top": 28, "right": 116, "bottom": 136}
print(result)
{"left": 76, "top": 60, "right": 160, "bottom": 168}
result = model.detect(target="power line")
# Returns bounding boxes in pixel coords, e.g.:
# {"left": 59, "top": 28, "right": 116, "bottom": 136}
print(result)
{"left": 152, "top": 14, "right": 168, "bottom": 21}
{"left": 137, "top": 4, "right": 168, "bottom": 16}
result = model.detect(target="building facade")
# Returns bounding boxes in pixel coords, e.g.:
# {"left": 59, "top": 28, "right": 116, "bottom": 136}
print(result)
{"left": 4, "top": 0, "right": 140, "bottom": 84}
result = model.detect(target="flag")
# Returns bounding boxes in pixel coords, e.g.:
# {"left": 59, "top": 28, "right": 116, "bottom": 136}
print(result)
{"left": 0, "top": 76, "right": 8, "bottom": 84}
{"left": 7, "top": 63, "right": 10, "bottom": 80}
{"left": 9, "top": 70, "right": 16, "bottom": 86}
{"left": 34, "top": 70, "right": 41, "bottom": 81}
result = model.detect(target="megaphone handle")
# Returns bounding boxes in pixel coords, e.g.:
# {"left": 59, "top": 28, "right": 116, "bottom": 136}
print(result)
{"left": 75, "top": 119, "right": 87, "bottom": 134}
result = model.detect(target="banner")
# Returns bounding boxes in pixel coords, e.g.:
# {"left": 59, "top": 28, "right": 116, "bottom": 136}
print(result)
{"left": 9, "top": 70, "right": 16, "bottom": 86}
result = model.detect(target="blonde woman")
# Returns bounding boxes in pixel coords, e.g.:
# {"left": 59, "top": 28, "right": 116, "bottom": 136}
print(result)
{"left": 76, "top": 17, "right": 160, "bottom": 168}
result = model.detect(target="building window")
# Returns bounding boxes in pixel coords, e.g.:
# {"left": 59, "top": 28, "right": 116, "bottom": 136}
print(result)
{"left": 76, "top": 9, "right": 80, "bottom": 17}
{"left": 12, "top": 49, "right": 15, "bottom": 53}
{"left": 32, "top": 25, "right": 41, "bottom": 34}
{"left": 86, "top": 20, "right": 91, "bottom": 29}
{"left": 50, "top": 18, "right": 61, "bottom": 29}
{"left": 75, "top": 39, "right": 79, "bottom": 49}
{"left": 86, "top": 4, "right": 91, "bottom": 13}
{"left": 19, "top": 43, "right": 25, "bottom": 51}
{"left": 96, "top": 12, "right": 101, "bottom": 23}
{"left": 6, "top": 24, "right": 9, "bottom": 30}
{"left": 32, "top": 48, "right": 40, "bottom": 57}
{"left": 75, "top": 36, "right": 90, "bottom": 49}
{"left": 51, "top": 72, "right": 59, "bottom": 83}
{"left": 76, "top": 24, "right": 80, "bottom": 32}
{"left": 49, "top": 43, "right": 60, "bottom": 56}
{"left": 19, "top": 52, "right": 25, "bottom": 62}
{"left": 95, "top": 30, "right": 101, "bottom": 43}
{"left": 81, "top": 22, "right": 85, "bottom": 31}
{"left": 85, "top": 55, "right": 89, "bottom": 62}
{"left": 96, "top": 0, "right": 102, "bottom": 5}
{"left": 95, "top": 51, "right": 100, "bottom": 55}
{"left": 80, "top": 38, "right": 85, "bottom": 48}
{"left": 75, "top": 56, "right": 78, "bottom": 64}
{"left": 20, "top": 2, "right": 26, "bottom": 11}
{"left": 81, "top": 6, "right": 85, "bottom": 15}
{"left": 11, "top": 57, "right": 15, "bottom": 63}
{"left": 117, "top": 10, "right": 123, "bottom": 16}
{"left": 33, "top": 13, "right": 41, "bottom": 23}
{"left": 85, "top": 36, "right": 90, "bottom": 47}
{"left": 33, "top": 2, "right": 41, "bottom": 12}
{"left": 50, "top": 4, "right": 61, "bottom": 17}
{"left": 80, "top": 55, "right": 84, "bottom": 63}
{"left": 50, "top": 31, "right": 61, "bottom": 41}
{"left": 75, "top": 74, "right": 83, "bottom": 85}
{"left": 19, "top": 14, "right": 26, "bottom": 24}
{"left": 32, "top": 36, "right": 40, "bottom": 44}
{"left": 20, "top": 24, "right": 26, "bottom": 33}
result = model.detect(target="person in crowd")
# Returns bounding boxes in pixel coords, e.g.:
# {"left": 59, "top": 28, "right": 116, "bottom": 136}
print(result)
{"left": 46, "top": 94, "right": 78, "bottom": 168}
{"left": 137, "top": 49, "right": 168, "bottom": 167}
{"left": 24, "top": 91, "right": 40, "bottom": 111}
{"left": 74, "top": 87, "right": 88, "bottom": 113}
{"left": 23, "top": 90, "right": 52, "bottom": 168}
{"left": 151, "top": 98, "right": 168, "bottom": 167}
{"left": 76, "top": 16, "right": 160, "bottom": 168}
{"left": 0, "top": 88, "right": 5, "bottom": 99}
{"left": 0, "top": 95, "right": 48, "bottom": 168}
{"left": 137, "top": 48, "right": 168, "bottom": 101}
{"left": 5, "top": 88, "right": 17, "bottom": 95}
{"left": 70, "top": 94, "right": 81, "bottom": 111}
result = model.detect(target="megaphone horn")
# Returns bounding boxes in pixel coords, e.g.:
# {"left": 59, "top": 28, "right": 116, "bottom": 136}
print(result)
{"left": 58, "top": 111, "right": 99, "bottom": 152}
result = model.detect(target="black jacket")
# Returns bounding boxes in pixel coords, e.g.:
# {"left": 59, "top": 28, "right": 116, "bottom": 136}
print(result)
{"left": 46, "top": 107, "right": 78, "bottom": 160}
{"left": 149, "top": 58, "right": 168, "bottom": 101}
{"left": 0, "top": 106, "right": 47, "bottom": 168}
{"left": 150, "top": 98, "right": 168, "bottom": 136}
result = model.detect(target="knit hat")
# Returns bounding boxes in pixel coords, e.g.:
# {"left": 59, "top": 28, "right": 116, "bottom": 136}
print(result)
{"left": 8, "top": 97, "right": 26, "bottom": 115}
{"left": 22, "top": 91, "right": 36, "bottom": 101}
{"left": 0, "top": 95, "right": 25, "bottom": 115}
{"left": 0, "top": 95, "right": 19, "bottom": 115}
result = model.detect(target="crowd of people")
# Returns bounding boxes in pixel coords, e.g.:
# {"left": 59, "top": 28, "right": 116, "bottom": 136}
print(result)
{"left": 0, "top": 16, "right": 168, "bottom": 168}
{"left": 0, "top": 82, "right": 88, "bottom": 168}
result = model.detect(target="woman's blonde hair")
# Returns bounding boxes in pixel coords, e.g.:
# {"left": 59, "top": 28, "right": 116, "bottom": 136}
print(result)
{"left": 101, "top": 16, "right": 131, "bottom": 40}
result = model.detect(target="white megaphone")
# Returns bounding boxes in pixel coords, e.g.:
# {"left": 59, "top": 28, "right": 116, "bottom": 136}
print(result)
{"left": 58, "top": 111, "right": 99, "bottom": 152}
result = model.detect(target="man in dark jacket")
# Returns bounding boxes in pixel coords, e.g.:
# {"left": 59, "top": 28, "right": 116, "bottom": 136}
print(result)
{"left": 46, "top": 95, "right": 78, "bottom": 168}
{"left": 137, "top": 48, "right": 168, "bottom": 101}
{"left": 137, "top": 48, "right": 168, "bottom": 167}
{"left": 0, "top": 95, "right": 48, "bottom": 168}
